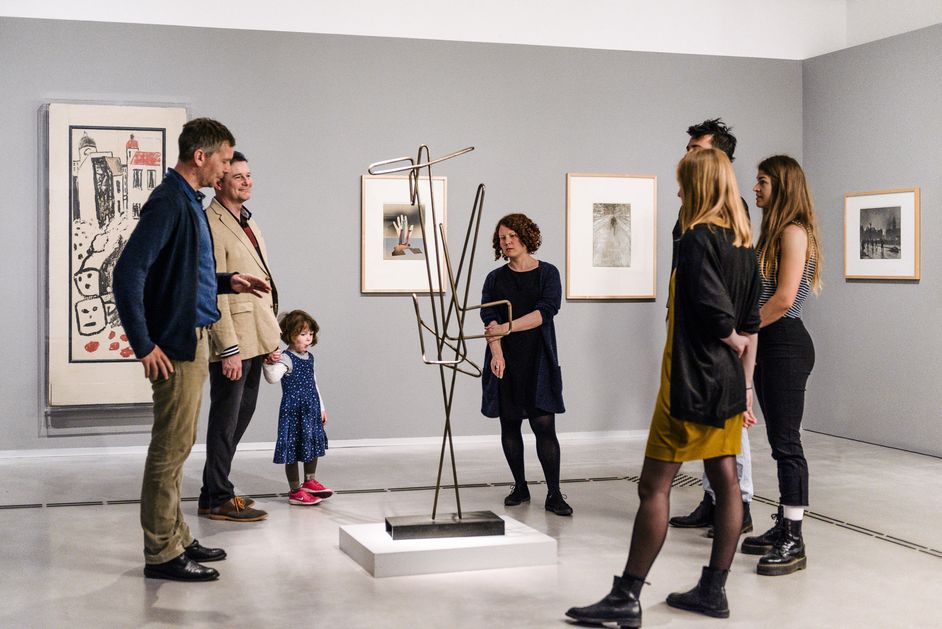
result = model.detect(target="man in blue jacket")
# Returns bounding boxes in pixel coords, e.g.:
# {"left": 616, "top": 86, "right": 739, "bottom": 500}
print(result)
{"left": 113, "top": 118, "right": 270, "bottom": 582}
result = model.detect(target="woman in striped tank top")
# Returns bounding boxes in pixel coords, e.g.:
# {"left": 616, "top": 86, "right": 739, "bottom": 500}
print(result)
{"left": 741, "top": 155, "right": 822, "bottom": 576}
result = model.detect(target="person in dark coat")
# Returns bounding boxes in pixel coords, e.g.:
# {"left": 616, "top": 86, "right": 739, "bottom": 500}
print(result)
{"left": 567, "top": 148, "right": 761, "bottom": 627}
{"left": 669, "top": 118, "right": 756, "bottom": 535}
{"left": 113, "top": 118, "right": 270, "bottom": 582}
{"left": 480, "top": 213, "right": 570, "bottom": 516}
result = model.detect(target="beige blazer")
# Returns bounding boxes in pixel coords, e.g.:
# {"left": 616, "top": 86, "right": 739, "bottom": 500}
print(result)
{"left": 205, "top": 198, "right": 281, "bottom": 361}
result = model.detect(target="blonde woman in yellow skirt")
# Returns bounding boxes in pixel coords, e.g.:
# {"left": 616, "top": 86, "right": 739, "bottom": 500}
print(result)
{"left": 567, "top": 148, "right": 761, "bottom": 628}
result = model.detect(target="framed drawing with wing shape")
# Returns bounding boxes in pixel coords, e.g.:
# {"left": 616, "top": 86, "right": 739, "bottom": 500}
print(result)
{"left": 566, "top": 173, "right": 657, "bottom": 299}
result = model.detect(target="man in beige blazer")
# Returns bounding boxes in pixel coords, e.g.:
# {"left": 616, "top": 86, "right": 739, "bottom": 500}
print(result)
{"left": 198, "top": 151, "right": 281, "bottom": 521}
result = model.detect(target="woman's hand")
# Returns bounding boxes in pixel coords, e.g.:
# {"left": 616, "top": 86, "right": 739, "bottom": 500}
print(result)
{"left": 490, "top": 354, "right": 505, "bottom": 379}
{"left": 321, "top": 408, "right": 328, "bottom": 425}
{"left": 485, "top": 321, "right": 509, "bottom": 337}
{"left": 265, "top": 350, "right": 281, "bottom": 364}
{"left": 743, "top": 387, "right": 758, "bottom": 427}
{"left": 721, "top": 330, "right": 748, "bottom": 357}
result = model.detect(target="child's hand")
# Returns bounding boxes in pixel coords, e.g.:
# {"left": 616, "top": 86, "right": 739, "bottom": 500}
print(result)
{"left": 265, "top": 350, "right": 282, "bottom": 364}
{"left": 321, "top": 409, "right": 328, "bottom": 425}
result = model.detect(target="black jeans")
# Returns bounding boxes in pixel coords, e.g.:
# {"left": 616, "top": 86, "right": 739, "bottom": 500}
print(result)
{"left": 199, "top": 355, "right": 264, "bottom": 508}
{"left": 754, "top": 317, "right": 815, "bottom": 507}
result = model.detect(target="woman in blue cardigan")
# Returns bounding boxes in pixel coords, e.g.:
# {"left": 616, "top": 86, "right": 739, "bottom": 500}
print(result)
{"left": 480, "top": 213, "right": 570, "bottom": 516}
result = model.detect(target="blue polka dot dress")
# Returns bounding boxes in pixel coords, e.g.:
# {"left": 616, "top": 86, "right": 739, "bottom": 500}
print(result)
{"left": 273, "top": 350, "right": 327, "bottom": 464}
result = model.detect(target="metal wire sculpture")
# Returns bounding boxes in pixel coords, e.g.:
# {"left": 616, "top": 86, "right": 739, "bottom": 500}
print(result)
{"left": 368, "top": 145, "right": 511, "bottom": 520}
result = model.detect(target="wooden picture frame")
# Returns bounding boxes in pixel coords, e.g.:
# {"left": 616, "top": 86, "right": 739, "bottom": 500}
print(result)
{"left": 844, "top": 188, "right": 920, "bottom": 280}
{"left": 360, "top": 175, "right": 447, "bottom": 294}
{"left": 566, "top": 173, "right": 657, "bottom": 299}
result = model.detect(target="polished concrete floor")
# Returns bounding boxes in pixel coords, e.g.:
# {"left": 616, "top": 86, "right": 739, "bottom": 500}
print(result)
{"left": 1, "top": 430, "right": 940, "bottom": 628}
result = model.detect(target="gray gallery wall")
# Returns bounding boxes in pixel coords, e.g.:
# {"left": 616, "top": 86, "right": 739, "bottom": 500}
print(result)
{"left": 0, "top": 17, "right": 802, "bottom": 451}
{"left": 802, "top": 24, "right": 942, "bottom": 457}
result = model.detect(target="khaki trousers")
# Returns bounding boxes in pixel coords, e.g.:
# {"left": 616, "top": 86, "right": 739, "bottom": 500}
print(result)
{"left": 141, "top": 329, "right": 208, "bottom": 564}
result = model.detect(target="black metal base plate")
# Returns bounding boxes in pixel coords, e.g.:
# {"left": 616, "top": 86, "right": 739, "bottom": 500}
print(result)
{"left": 385, "top": 510, "right": 505, "bottom": 540}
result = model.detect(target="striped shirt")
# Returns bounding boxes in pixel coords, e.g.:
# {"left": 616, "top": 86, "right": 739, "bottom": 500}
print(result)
{"left": 757, "top": 224, "right": 816, "bottom": 319}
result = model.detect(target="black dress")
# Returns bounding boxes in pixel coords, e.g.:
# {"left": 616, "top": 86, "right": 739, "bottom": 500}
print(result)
{"left": 480, "top": 261, "right": 564, "bottom": 418}
{"left": 491, "top": 266, "right": 545, "bottom": 420}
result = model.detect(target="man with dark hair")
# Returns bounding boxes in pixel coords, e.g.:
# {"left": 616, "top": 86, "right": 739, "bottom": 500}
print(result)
{"left": 177, "top": 117, "right": 236, "bottom": 166}
{"left": 668, "top": 118, "right": 755, "bottom": 535}
{"left": 672, "top": 118, "right": 740, "bottom": 266}
{"left": 114, "top": 118, "right": 271, "bottom": 582}
{"left": 686, "top": 118, "right": 737, "bottom": 163}
{"left": 198, "top": 151, "right": 279, "bottom": 522}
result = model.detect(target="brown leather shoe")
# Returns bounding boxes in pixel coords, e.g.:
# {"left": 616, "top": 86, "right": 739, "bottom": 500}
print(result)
{"left": 208, "top": 496, "right": 268, "bottom": 522}
{"left": 199, "top": 496, "right": 256, "bottom": 517}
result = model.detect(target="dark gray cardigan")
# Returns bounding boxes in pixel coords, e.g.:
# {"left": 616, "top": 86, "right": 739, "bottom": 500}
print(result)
{"left": 479, "top": 261, "right": 565, "bottom": 418}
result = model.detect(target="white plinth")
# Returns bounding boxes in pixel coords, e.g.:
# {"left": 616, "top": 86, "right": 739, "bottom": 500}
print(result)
{"left": 339, "top": 515, "right": 557, "bottom": 577}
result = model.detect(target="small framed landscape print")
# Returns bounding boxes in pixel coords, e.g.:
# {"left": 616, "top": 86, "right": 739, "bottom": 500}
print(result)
{"left": 361, "top": 175, "right": 447, "bottom": 293}
{"left": 844, "top": 188, "right": 920, "bottom": 280}
{"left": 566, "top": 173, "right": 657, "bottom": 299}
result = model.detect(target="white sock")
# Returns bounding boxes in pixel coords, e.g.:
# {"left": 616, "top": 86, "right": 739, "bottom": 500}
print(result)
{"left": 782, "top": 505, "right": 804, "bottom": 521}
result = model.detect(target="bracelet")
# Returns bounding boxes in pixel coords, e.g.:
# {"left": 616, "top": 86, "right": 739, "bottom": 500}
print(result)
{"left": 745, "top": 386, "right": 753, "bottom": 390}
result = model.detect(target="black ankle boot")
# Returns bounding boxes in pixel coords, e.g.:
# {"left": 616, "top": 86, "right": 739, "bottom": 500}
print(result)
{"left": 741, "top": 501, "right": 753, "bottom": 533}
{"left": 545, "top": 492, "right": 573, "bottom": 516}
{"left": 707, "top": 500, "right": 753, "bottom": 538}
{"left": 565, "top": 575, "right": 645, "bottom": 628}
{"left": 665, "top": 566, "right": 730, "bottom": 618}
{"left": 757, "top": 518, "right": 807, "bottom": 576}
{"left": 741, "top": 505, "right": 783, "bottom": 554}
{"left": 503, "top": 483, "right": 530, "bottom": 506}
{"left": 669, "top": 492, "right": 715, "bottom": 528}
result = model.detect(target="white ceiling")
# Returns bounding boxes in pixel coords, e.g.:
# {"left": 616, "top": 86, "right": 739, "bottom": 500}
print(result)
{"left": 1, "top": 0, "right": 940, "bottom": 60}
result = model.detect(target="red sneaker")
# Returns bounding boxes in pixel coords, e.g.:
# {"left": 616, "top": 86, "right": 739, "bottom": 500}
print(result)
{"left": 300, "top": 479, "right": 333, "bottom": 498}
{"left": 288, "top": 489, "right": 321, "bottom": 506}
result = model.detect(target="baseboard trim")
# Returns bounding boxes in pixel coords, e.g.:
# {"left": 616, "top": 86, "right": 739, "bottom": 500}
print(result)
{"left": 0, "top": 430, "right": 649, "bottom": 459}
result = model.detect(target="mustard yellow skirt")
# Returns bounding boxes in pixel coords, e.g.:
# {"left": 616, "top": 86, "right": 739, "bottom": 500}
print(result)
{"left": 644, "top": 272, "right": 742, "bottom": 463}
{"left": 645, "top": 407, "right": 743, "bottom": 462}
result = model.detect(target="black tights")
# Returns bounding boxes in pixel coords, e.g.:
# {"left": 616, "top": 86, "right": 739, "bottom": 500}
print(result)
{"left": 499, "top": 414, "right": 561, "bottom": 495}
{"left": 623, "top": 455, "right": 740, "bottom": 579}
{"left": 285, "top": 459, "right": 318, "bottom": 491}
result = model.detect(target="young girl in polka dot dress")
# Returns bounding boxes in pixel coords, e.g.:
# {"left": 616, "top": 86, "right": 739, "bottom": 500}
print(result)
{"left": 263, "top": 310, "right": 333, "bottom": 505}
